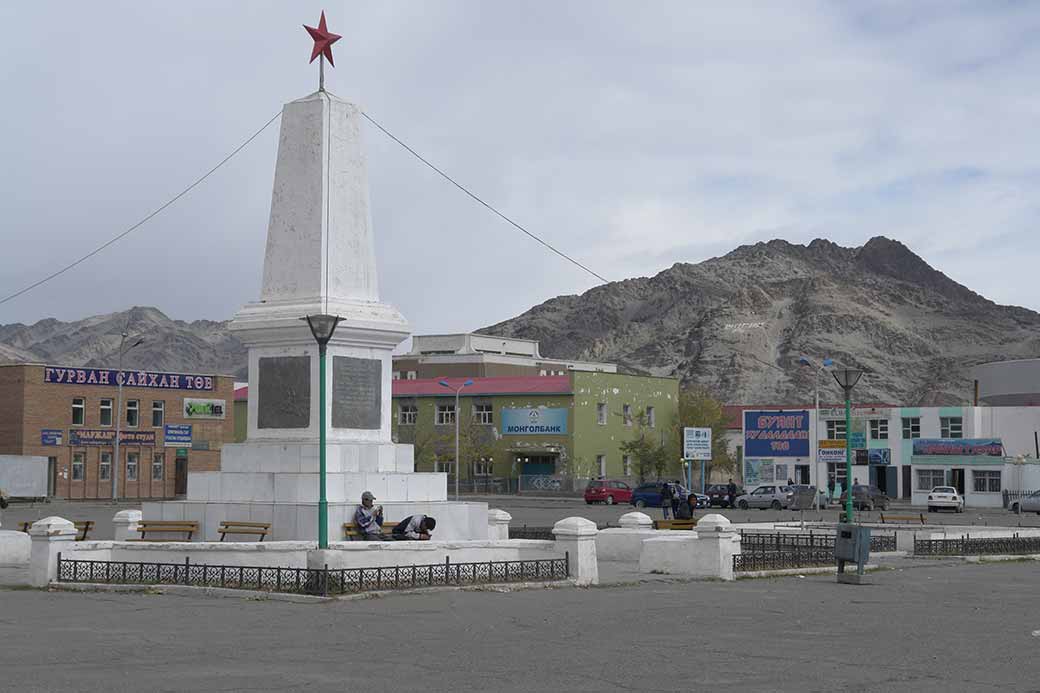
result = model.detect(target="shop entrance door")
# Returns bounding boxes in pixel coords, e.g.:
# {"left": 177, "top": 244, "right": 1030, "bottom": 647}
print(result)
{"left": 795, "top": 465, "right": 810, "bottom": 484}
{"left": 174, "top": 457, "right": 188, "bottom": 496}
{"left": 902, "top": 466, "right": 911, "bottom": 499}
{"left": 949, "top": 468, "right": 966, "bottom": 496}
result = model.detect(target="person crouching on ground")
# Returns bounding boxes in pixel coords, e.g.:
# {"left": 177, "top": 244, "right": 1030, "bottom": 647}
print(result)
{"left": 354, "top": 491, "right": 385, "bottom": 540}
{"left": 392, "top": 514, "right": 436, "bottom": 540}
{"left": 674, "top": 493, "right": 695, "bottom": 520}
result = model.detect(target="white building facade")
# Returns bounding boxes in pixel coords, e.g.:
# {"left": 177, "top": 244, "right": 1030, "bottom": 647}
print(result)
{"left": 738, "top": 405, "right": 1040, "bottom": 509}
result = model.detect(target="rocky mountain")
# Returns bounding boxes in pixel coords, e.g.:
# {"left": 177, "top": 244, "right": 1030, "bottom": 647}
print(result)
{"left": 481, "top": 237, "right": 1040, "bottom": 405}
{"left": 0, "top": 306, "right": 246, "bottom": 379}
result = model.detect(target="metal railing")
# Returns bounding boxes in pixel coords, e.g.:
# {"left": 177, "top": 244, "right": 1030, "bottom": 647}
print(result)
{"left": 914, "top": 534, "right": 1040, "bottom": 556}
{"left": 509, "top": 526, "right": 556, "bottom": 540}
{"left": 739, "top": 531, "right": 895, "bottom": 553}
{"left": 55, "top": 552, "right": 570, "bottom": 597}
{"left": 733, "top": 547, "right": 836, "bottom": 572}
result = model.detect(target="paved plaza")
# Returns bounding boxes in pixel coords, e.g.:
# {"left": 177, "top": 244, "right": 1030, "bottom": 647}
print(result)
{"left": 0, "top": 559, "right": 1037, "bottom": 692}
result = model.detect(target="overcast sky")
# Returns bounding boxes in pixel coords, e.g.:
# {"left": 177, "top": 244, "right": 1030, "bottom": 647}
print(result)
{"left": 2, "top": 1, "right": 1039, "bottom": 336}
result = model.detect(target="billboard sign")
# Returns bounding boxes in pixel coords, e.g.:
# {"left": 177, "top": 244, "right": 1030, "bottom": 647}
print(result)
{"left": 744, "top": 411, "right": 810, "bottom": 457}
{"left": 183, "top": 398, "right": 226, "bottom": 420}
{"left": 67, "top": 430, "right": 156, "bottom": 446}
{"left": 163, "top": 424, "right": 193, "bottom": 447}
{"left": 500, "top": 408, "right": 568, "bottom": 435}
{"left": 683, "top": 427, "right": 712, "bottom": 460}
{"left": 912, "top": 438, "right": 1003, "bottom": 456}
{"left": 44, "top": 366, "right": 215, "bottom": 391}
{"left": 40, "top": 429, "right": 63, "bottom": 446}
{"left": 744, "top": 459, "right": 775, "bottom": 487}
{"left": 868, "top": 448, "right": 891, "bottom": 465}
{"left": 818, "top": 440, "right": 846, "bottom": 464}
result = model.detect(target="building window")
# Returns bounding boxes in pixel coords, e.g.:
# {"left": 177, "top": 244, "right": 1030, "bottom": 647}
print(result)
{"left": 406, "top": 371, "right": 417, "bottom": 380}
{"left": 596, "top": 454, "right": 606, "bottom": 477}
{"left": 398, "top": 404, "right": 418, "bottom": 425}
{"left": 99, "top": 399, "right": 113, "bottom": 427}
{"left": 539, "top": 369, "right": 547, "bottom": 376}
{"left": 436, "top": 404, "right": 456, "bottom": 426}
{"left": 826, "top": 420, "right": 847, "bottom": 440}
{"left": 72, "top": 398, "right": 85, "bottom": 426}
{"left": 597, "top": 403, "right": 607, "bottom": 425}
{"left": 869, "top": 419, "right": 888, "bottom": 440}
{"left": 473, "top": 404, "right": 493, "bottom": 425}
{"left": 623, "top": 404, "right": 632, "bottom": 426}
{"left": 126, "top": 400, "right": 140, "bottom": 428}
{"left": 647, "top": 406, "right": 656, "bottom": 428}
{"left": 973, "top": 470, "right": 1001, "bottom": 493}
{"left": 152, "top": 453, "right": 165, "bottom": 481}
{"left": 392, "top": 371, "right": 401, "bottom": 380}
{"left": 126, "top": 452, "right": 139, "bottom": 482}
{"left": 623, "top": 455, "right": 632, "bottom": 477}
{"left": 902, "top": 417, "right": 921, "bottom": 440}
{"left": 435, "top": 460, "right": 455, "bottom": 475}
{"left": 917, "top": 469, "right": 945, "bottom": 490}
{"left": 71, "top": 452, "right": 85, "bottom": 481}
{"left": 152, "top": 401, "right": 164, "bottom": 428}
{"left": 940, "top": 417, "right": 963, "bottom": 439}
{"left": 99, "top": 452, "right": 112, "bottom": 481}
{"left": 475, "top": 458, "right": 493, "bottom": 476}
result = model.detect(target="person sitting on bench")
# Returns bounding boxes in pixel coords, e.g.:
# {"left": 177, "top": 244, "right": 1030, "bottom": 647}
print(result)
{"left": 674, "top": 494, "right": 695, "bottom": 520}
{"left": 354, "top": 491, "right": 385, "bottom": 540}
{"left": 391, "top": 514, "right": 436, "bottom": 541}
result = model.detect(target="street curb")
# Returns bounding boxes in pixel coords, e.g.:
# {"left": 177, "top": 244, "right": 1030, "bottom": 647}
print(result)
{"left": 736, "top": 563, "right": 879, "bottom": 579}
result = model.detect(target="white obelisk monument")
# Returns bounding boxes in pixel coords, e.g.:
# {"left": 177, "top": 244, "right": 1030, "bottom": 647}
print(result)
{"left": 144, "top": 16, "right": 487, "bottom": 540}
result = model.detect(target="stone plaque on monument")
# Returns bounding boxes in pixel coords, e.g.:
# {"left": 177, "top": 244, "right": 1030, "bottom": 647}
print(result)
{"left": 332, "top": 356, "right": 381, "bottom": 429}
{"left": 257, "top": 356, "right": 311, "bottom": 428}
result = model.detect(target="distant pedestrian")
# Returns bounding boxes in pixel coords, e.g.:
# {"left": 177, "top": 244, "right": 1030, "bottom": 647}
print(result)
{"left": 661, "top": 482, "right": 674, "bottom": 519}
{"left": 726, "top": 478, "right": 737, "bottom": 508}
{"left": 674, "top": 494, "right": 695, "bottom": 520}
{"left": 671, "top": 483, "right": 683, "bottom": 517}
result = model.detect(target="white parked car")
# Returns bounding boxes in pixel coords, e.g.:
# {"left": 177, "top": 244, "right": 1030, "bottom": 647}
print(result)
{"left": 927, "top": 486, "right": 964, "bottom": 513}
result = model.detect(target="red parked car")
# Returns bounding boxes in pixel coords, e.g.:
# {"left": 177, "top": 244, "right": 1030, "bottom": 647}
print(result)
{"left": 584, "top": 480, "right": 633, "bottom": 505}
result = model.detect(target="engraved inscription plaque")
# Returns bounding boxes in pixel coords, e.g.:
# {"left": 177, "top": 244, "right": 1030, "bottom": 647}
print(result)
{"left": 257, "top": 356, "right": 311, "bottom": 429}
{"left": 332, "top": 356, "right": 381, "bottom": 429}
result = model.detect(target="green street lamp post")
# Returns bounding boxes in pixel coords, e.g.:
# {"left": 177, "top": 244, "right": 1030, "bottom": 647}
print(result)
{"left": 303, "top": 314, "right": 342, "bottom": 549}
{"left": 831, "top": 367, "right": 864, "bottom": 523}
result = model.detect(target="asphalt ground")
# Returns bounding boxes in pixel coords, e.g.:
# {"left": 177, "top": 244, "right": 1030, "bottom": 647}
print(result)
{"left": 4, "top": 497, "right": 1039, "bottom": 538}
{"left": 2, "top": 559, "right": 1039, "bottom": 692}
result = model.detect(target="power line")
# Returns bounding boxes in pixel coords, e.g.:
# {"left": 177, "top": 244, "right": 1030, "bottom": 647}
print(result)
{"left": 0, "top": 110, "right": 283, "bottom": 308}
{"left": 361, "top": 111, "right": 610, "bottom": 284}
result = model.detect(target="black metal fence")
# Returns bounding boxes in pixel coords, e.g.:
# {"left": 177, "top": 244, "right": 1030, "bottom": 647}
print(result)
{"left": 733, "top": 547, "right": 836, "bottom": 572}
{"left": 509, "top": 526, "right": 556, "bottom": 540}
{"left": 914, "top": 534, "right": 1040, "bottom": 556}
{"left": 739, "top": 531, "right": 895, "bottom": 553}
{"left": 55, "top": 553, "right": 569, "bottom": 597}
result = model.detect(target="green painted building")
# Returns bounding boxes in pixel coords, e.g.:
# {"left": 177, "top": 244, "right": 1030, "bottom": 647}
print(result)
{"left": 391, "top": 372, "right": 680, "bottom": 484}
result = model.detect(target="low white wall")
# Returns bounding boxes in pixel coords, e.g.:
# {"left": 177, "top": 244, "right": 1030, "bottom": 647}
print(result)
{"left": 0, "top": 530, "right": 30, "bottom": 585}
{"left": 310, "top": 539, "right": 561, "bottom": 571}
{"left": 65, "top": 540, "right": 312, "bottom": 569}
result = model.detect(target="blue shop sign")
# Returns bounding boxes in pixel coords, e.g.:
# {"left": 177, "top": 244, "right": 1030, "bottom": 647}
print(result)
{"left": 41, "top": 429, "right": 64, "bottom": 446}
{"left": 868, "top": 449, "right": 891, "bottom": 465}
{"left": 744, "top": 410, "right": 810, "bottom": 457}
{"left": 501, "top": 408, "right": 568, "bottom": 435}
{"left": 163, "top": 424, "right": 193, "bottom": 447}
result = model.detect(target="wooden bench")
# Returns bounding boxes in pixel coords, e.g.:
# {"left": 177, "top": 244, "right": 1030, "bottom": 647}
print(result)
{"left": 879, "top": 513, "right": 926, "bottom": 525}
{"left": 19, "top": 520, "right": 94, "bottom": 541}
{"left": 132, "top": 520, "right": 199, "bottom": 541}
{"left": 219, "top": 521, "right": 270, "bottom": 542}
{"left": 343, "top": 521, "right": 397, "bottom": 540}
{"left": 654, "top": 519, "right": 697, "bottom": 530}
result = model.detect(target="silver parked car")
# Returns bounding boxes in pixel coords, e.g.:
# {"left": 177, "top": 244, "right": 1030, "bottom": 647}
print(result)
{"left": 1010, "top": 490, "right": 1040, "bottom": 515}
{"left": 735, "top": 484, "right": 793, "bottom": 510}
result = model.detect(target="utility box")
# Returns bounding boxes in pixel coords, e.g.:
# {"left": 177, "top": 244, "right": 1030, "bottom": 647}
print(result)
{"left": 834, "top": 523, "right": 871, "bottom": 584}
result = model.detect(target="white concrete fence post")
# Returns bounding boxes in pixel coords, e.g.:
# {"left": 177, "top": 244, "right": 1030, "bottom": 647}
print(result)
{"left": 487, "top": 509, "right": 512, "bottom": 540}
{"left": 552, "top": 517, "right": 599, "bottom": 586}
{"left": 618, "top": 511, "right": 653, "bottom": 529}
{"left": 29, "top": 517, "right": 78, "bottom": 588}
{"left": 113, "top": 509, "right": 143, "bottom": 541}
{"left": 694, "top": 513, "right": 740, "bottom": 581}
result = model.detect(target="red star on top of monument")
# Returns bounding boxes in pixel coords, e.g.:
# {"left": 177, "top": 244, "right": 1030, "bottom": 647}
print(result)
{"left": 304, "top": 11, "right": 341, "bottom": 67}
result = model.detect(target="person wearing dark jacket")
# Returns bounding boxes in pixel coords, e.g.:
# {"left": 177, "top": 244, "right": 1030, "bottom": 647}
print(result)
{"left": 391, "top": 514, "right": 437, "bottom": 540}
{"left": 727, "top": 478, "right": 737, "bottom": 508}
{"left": 660, "top": 483, "right": 673, "bottom": 519}
{"left": 674, "top": 494, "right": 695, "bottom": 520}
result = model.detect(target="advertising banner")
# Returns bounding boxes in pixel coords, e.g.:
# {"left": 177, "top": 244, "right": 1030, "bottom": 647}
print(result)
{"left": 744, "top": 459, "right": 775, "bottom": 486}
{"left": 868, "top": 449, "right": 891, "bottom": 465}
{"left": 818, "top": 440, "right": 846, "bottom": 464}
{"left": 163, "top": 424, "right": 192, "bottom": 447}
{"left": 500, "top": 408, "right": 568, "bottom": 435}
{"left": 912, "top": 438, "right": 1003, "bottom": 456}
{"left": 40, "top": 429, "right": 63, "bottom": 446}
{"left": 183, "top": 398, "right": 226, "bottom": 420}
{"left": 44, "top": 366, "right": 214, "bottom": 391}
{"left": 744, "top": 411, "right": 810, "bottom": 457}
{"left": 68, "top": 430, "right": 156, "bottom": 446}
{"left": 683, "top": 427, "right": 712, "bottom": 460}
